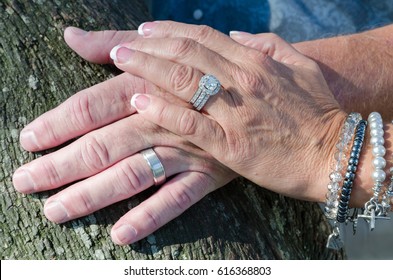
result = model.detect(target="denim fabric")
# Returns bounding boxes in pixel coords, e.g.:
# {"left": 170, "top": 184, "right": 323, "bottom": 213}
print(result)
{"left": 151, "top": 0, "right": 393, "bottom": 42}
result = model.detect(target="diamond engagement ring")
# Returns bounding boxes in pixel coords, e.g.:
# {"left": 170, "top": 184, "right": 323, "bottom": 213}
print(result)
{"left": 190, "top": 74, "right": 221, "bottom": 111}
{"left": 140, "top": 148, "right": 166, "bottom": 186}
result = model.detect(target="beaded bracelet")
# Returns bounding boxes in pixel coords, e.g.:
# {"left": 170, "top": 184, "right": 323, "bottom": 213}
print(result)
{"left": 358, "top": 113, "right": 391, "bottom": 230}
{"left": 324, "top": 113, "right": 362, "bottom": 220}
{"left": 326, "top": 116, "right": 364, "bottom": 250}
{"left": 336, "top": 119, "right": 367, "bottom": 223}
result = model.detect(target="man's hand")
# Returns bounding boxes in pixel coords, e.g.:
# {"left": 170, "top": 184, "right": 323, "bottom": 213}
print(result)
{"left": 13, "top": 27, "right": 236, "bottom": 245}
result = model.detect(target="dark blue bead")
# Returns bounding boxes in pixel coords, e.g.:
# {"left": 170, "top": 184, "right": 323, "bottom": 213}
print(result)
{"left": 348, "top": 158, "right": 359, "bottom": 165}
{"left": 347, "top": 165, "right": 357, "bottom": 173}
{"left": 345, "top": 172, "right": 355, "bottom": 181}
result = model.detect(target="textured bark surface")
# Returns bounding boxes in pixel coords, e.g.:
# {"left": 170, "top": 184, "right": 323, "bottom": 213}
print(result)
{"left": 0, "top": 0, "right": 344, "bottom": 260}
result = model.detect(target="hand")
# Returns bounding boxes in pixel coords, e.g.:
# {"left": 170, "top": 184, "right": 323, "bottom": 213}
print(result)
{"left": 110, "top": 21, "right": 347, "bottom": 204}
{"left": 12, "top": 27, "right": 236, "bottom": 245}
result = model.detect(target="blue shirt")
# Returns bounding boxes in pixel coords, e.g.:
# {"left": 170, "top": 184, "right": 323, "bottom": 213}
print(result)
{"left": 151, "top": 0, "right": 393, "bottom": 42}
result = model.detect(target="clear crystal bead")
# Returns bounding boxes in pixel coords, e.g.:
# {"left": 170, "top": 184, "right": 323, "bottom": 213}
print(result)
{"left": 329, "top": 171, "right": 342, "bottom": 182}
{"left": 327, "top": 182, "right": 339, "bottom": 192}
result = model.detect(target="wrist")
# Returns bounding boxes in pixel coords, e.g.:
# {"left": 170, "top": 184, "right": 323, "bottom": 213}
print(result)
{"left": 312, "top": 110, "right": 348, "bottom": 204}
{"left": 318, "top": 114, "right": 393, "bottom": 208}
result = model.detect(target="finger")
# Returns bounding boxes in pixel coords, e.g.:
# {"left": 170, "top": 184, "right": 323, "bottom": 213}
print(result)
{"left": 111, "top": 171, "right": 216, "bottom": 245}
{"left": 230, "top": 31, "right": 316, "bottom": 68}
{"left": 13, "top": 115, "right": 154, "bottom": 194}
{"left": 110, "top": 41, "right": 238, "bottom": 106}
{"left": 19, "top": 73, "right": 142, "bottom": 151}
{"left": 64, "top": 27, "right": 139, "bottom": 64}
{"left": 42, "top": 146, "right": 195, "bottom": 224}
{"left": 137, "top": 21, "right": 240, "bottom": 60}
{"left": 131, "top": 93, "right": 225, "bottom": 157}
{"left": 111, "top": 45, "right": 203, "bottom": 102}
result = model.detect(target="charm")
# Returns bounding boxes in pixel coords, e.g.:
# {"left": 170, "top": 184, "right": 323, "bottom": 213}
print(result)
{"left": 326, "top": 226, "right": 344, "bottom": 250}
{"left": 358, "top": 201, "right": 390, "bottom": 231}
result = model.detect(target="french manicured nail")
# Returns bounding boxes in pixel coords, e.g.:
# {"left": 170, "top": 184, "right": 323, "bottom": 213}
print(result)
{"left": 229, "top": 30, "right": 250, "bottom": 38}
{"left": 113, "top": 224, "right": 137, "bottom": 244}
{"left": 110, "top": 45, "right": 134, "bottom": 63}
{"left": 44, "top": 201, "right": 68, "bottom": 223}
{"left": 138, "top": 21, "right": 157, "bottom": 36}
{"left": 20, "top": 129, "right": 39, "bottom": 150}
{"left": 69, "top": 26, "right": 88, "bottom": 36}
{"left": 12, "top": 169, "right": 36, "bottom": 193}
{"left": 130, "top": 93, "right": 150, "bottom": 110}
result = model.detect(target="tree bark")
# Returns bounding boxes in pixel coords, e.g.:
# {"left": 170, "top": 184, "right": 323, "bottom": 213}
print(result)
{"left": 0, "top": 0, "right": 344, "bottom": 260}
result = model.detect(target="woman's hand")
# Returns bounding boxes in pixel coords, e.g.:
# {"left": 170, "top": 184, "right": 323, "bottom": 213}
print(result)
{"left": 12, "top": 27, "right": 236, "bottom": 245}
{"left": 110, "top": 21, "right": 347, "bottom": 204}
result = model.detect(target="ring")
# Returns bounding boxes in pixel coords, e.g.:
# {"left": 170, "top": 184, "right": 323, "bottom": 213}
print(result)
{"left": 189, "top": 74, "right": 221, "bottom": 111}
{"left": 140, "top": 148, "right": 166, "bottom": 185}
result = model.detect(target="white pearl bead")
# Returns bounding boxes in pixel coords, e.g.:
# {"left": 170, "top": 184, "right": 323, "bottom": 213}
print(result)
{"left": 371, "top": 128, "right": 384, "bottom": 137}
{"left": 368, "top": 116, "right": 379, "bottom": 124}
{"left": 370, "top": 121, "right": 383, "bottom": 130}
{"left": 372, "top": 169, "right": 386, "bottom": 183}
{"left": 373, "top": 157, "right": 386, "bottom": 169}
{"left": 368, "top": 112, "right": 381, "bottom": 121}
{"left": 372, "top": 145, "right": 386, "bottom": 157}
{"left": 370, "top": 136, "right": 384, "bottom": 146}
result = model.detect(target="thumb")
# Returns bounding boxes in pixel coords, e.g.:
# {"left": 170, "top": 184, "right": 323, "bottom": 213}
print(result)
{"left": 130, "top": 93, "right": 225, "bottom": 157}
{"left": 230, "top": 31, "right": 313, "bottom": 68}
{"left": 64, "top": 27, "right": 139, "bottom": 64}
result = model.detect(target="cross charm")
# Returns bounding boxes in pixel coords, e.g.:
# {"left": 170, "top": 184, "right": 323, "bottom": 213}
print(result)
{"left": 358, "top": 208, "right": 390, "bottom": 231}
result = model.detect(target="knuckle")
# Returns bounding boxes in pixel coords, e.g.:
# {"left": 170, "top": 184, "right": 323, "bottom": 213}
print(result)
{"left": 167, "top": 186, "right": 193, "bottom": 212}
{"left": 170, "top": 37, "right": 197, "bottom": 59}
{"left": 142, "top": 207, "right": 161, "bottom": 230}
{"left": 237, "top": 71, "right": 262, "bottom": 92}
{"left": 247, "top": 48, "right": 269, "bottom": 65}
{"left": 115, "top": 160, "right": 144, "bottom": 195}
{"left": 195, "top": 25, "right": 215, "bottom": 42}
{"left": 38, "top": 117, "right": 61, "bottom": 146}
{"left": 307, "top": 59, "right": 321, "bottom": 71}
{"left": 265, "top": 32, "right": 281, "bottom": 41}
{"left": 74, "top": 189, "right": 95, "bottom": 214}
{"left": 41, "top": 158, "right": 62, "bottom": 187}
{"left": 168, "top": 64, "right": 196, "bottom": 93}
{"left": 68, "top": 93, "right": 95, "bottom": 130}
{"left": 177, "top": 110, "right": 198, "bottom": 136}
{"left": 80, "top": 135, "right": 110, "bottom": 171}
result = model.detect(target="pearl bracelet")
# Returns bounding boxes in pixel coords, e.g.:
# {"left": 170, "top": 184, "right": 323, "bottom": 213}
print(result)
{"left": 357, "top": 112, "right": 391, "bottom": 230}
{"left": 369, "top": 112, "right": 386, "bottom": 198}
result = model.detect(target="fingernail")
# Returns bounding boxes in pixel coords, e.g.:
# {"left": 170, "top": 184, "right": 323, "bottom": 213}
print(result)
{"left": 113, "top": 224, "right": 137, "bottom": 245}
{"left": 12, "top": 169, "right": 36, "bottom": 193}
{"left": 229, "top": 30, "right": 250, "bottom": 38}
{"left": 138, "top": 21, "right": 157, "bottom": 36}
{"left": 69, "top": 26, "right": 88, "bottom": 36}
{"left": 44, "top": 201, "right": 68, "bottom": 223}
{"left": 20, "top": 129, "right": 39, "bottom": 151}
{"left": 110, "top": 45, "right": 134, "bottom": 63}
{"left": 131, "top": 93, "right": 150, "bottom": 110}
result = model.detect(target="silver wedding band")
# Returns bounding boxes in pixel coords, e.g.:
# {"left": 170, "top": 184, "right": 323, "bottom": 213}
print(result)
{"left": 189, "top": 74, "right": 221, "bottom": 111}
{"left": 140, "top": 148, "right": 166, "bottom": 186}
